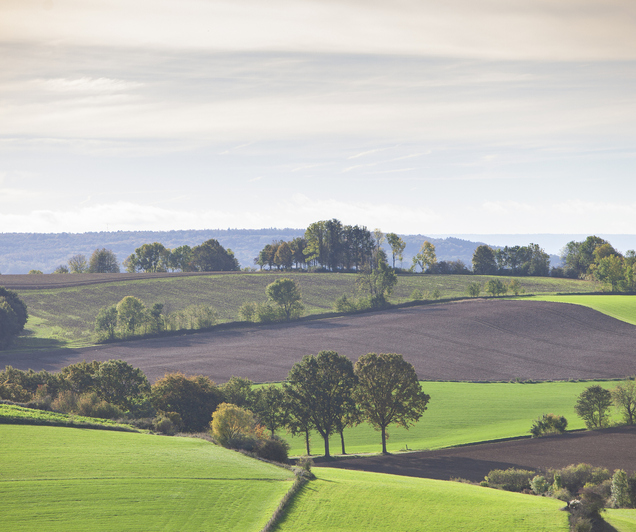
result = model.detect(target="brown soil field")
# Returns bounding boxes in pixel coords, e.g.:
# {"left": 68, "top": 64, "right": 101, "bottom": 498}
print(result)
{"left": 2, "top": 300, "right": 636, "bottom": 384}
{"left": 317, "top": 425, "right": 636, "bottom": 482}
{"left": 0, "top": 271, "right": 241, "bottom": 289}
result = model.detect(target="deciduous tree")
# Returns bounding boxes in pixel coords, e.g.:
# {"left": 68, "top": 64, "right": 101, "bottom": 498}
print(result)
{"left": 191, "top": 239, "right": 240, "bottom": 271}
{"left": 386, "top": 233, "right": 406, "bottom": 269}
{"left": 95, "top": 305, "right": 118, "bottom": 340}
{"left": 0, "top": 288, "right": 28, "bottom": 349}
{"left": 575, "top": 385, "right": 613, "bottom": 429}
{"left": 284, "top": 351, "right": 357, "bottom": 458}
{"left": 211, "top": 402, "right": 256, "bottom": 447}
{"left": 410, "top": 241, "right": 436, "bottom": 273}
{"left": 68, "top": 254, "right": 89, "bottom": 274}
{"left": 266, "top": 278, "right": 304, "bottom": 320}
{"left": 88, "top": 248, "right": 120, "bottom": 273}
{"left": 472, "top": 245, "right": 497, "bottom": 275}
{"left": 116, "top": 296, "right": 147, "bottom": 336}
{"left": 93, "top": 359, "right": 150, "bottom": 410}
{"left": 611, "top": 380, "right": 636, "bottom": 425}
{"left": 354, "top": 353, "right": 430, "bottom": 454}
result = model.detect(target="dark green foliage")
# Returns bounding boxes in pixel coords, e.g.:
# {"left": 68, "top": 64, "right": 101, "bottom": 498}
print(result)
{"left": 88, "top": 248, "right": 120, "bottom": 273}
{"left": 530, "top": 413, "right": 568, "bottom": 437}
{"left": 485, "top": 279, "right": 507, "bottom": 296}
{"left": 125, "top": 242, "right": 169, "bottom": 273}
{"left": 254, "top": 435, "right": 290, "bottom": 463}
{"left": 191, "top": 239, "right": 240, "bottom": 271}
{"left": 472, "top": 245, "right": 498, "bottom": 275}
{"left": 575, "top": 385, "right": 613, "bottom": 428}
{"left": 284, "top": 350, "right": 357, "bottom": 458}
{"left": 356, "top": 262, "right": 398, "bottom": 308}
{"left": 0, "top": 287, "right": 28, "bottom": 349}
{"left": 551, "top": 463, "right": 611, "bottom": 494}
{"left": 354, "top": 353, "right": 430, "bottom": 454}
{"left": 93, "top": 360, "right": 150, "bottom": 410}
{"left": 220, "top": 376, "right": 255, "bottom": 408}
{"left": 266, "top": 278, "right": 304, "bottom": 320}
{"left": 252, "top": 385, "right": 290, "bottom": 437}
{"left": 95, "top": 305, "right": 118, "bottom": 340}
{"left": 151, "top": 373, "right": 223, "bottom": 432}
{"left": 485, "top": 468, "right": 536, "bottom": 492}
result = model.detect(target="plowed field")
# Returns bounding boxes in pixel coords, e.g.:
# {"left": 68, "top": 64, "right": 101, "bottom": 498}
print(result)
{"left": 318, "top": 425, "right": 636, "bottom": 482}
{"left": 3, "top": 300, "right": 636, "bottom": 383}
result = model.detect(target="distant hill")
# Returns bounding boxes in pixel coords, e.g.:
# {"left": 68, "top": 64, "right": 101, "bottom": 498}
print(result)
{"left": 0, "top": 229, "right": 561, "bottom": 274}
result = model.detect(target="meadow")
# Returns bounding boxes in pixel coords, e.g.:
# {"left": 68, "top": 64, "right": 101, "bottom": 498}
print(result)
{"left": 605, "top": 509, "right": 636, "bottom": 532}
{"left": 273, "top": 467, "right": 569, "bottom": 532}
{"left": 282, "top": 380, "right": 623, "bottom": 456}
{"left": 0, "top": 424, "right": 294, "bottom": 532}
{"left": 9, "top": 272, "right": 597, "bottom": 348}
{"left": 523, "top": 294, "right": 636, "bottom": 326}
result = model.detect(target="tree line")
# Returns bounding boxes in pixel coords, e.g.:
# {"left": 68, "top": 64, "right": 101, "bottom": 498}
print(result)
{"left": 0, "top": 351, "right": 428, "bottom": 459}
{"left": 50, "top": 239, "right": 240, "bottom": 274}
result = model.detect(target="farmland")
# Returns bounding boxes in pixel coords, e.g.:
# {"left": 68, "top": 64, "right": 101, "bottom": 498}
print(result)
{"left": 275, "top": 467, "right": 569, "bottom": 532}
{"left": 5, "top": 300, "right": 636, "bottom": 385}
{"left": 284, "top": 379, "right": 618, "bottom": 456}
{"left": 0, "top": 424, "right": 294, "bottom": 532}
{"left": 522, "top": 294, "right": 636, "bottom": 326}
{"left": 0, "top": 271, "right": 597, "bottom": 348}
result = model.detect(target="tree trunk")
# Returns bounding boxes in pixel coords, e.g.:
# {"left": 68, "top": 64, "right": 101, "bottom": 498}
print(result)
{"left": 323, "top": 434, "right": 330, "bottom": 458}
{"left": 381, "top": 425, "right": 387, "bottom": 454}
{"left": 340, "top": 429, "right": 346, "bottom": 455}
{"left": 305, "top": 430, "right": 311, "bottom": 456}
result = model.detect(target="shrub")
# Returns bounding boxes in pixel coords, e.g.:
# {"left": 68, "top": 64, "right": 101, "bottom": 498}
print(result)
{"left": 485, "top": 468, "right": 535, "bottom": 492}
{"left": 410, "top": 289, "right": 425, "bottom": 301}
{"left": 335, "top": 294, "right": 358, "bottom": 312}
{"left": 238, "top": 302, "right": 257, "bottom": 322}
{"left": 531, "top": 475, "right": 550, "bottom": 495}
{"left": 550, "top": 487, "right": 572, "bottom": 502}
{"left": 296, "top": 456, "right": 314, "bottom": 472}
{"left": 255, "top": 436, "right": 290, "bottom": 463}
{"left": 75, "top": 392, "right": 123, "bottom": 419}
{"left": 210, "top": 403, "right": 256, "bottom": 447}
{"left": 530, "top": 413, "right": 568, "bottom": 437}
{"left": 52, "top": 390, "right": 79, "bottom": 413}
{"left": 612, "top": 469, "right": 631, "bottom": 508}
{"left": 0, "top": 382, "right": 32, "bottom": 402}
{"left": 553, "top": 463, "right": 611, "bottom": 494}
{"left": 154, "top": 412, "right": 183, "bottom": 435}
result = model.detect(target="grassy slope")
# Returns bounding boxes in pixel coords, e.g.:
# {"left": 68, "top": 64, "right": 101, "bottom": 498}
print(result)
{"left": 0, "top": 425, "right": 294, "bottom": 532}
{"left": 12, "top": 272, "right": 596, "bottom": 348}
{"left": 605, "top": 509, "right": 636, "bottom": 532}
{"left": 283, "top": 380, "right": 622, "bottom": 456}
{"left": 0, "top": 403, "right": 142, "bottom": 431}
{"left": 522, "top": 294, "right": 636, "bottom": 326}
{"left": 274, "top": 468, "right": 569, "bottom": 532}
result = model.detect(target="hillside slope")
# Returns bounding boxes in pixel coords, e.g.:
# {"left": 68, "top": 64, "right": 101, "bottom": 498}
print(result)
{"left": 3, "top": 300, "right": 636, "bottom": 383}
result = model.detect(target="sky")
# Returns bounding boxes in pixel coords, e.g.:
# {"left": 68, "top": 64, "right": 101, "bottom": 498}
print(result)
{"left": 1, "top": 0, "right": 636, "bottom": 236}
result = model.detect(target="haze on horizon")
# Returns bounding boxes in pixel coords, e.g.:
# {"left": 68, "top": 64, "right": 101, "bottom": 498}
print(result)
{"left": 1, "top": 0, "right": 635, "bottom": 236}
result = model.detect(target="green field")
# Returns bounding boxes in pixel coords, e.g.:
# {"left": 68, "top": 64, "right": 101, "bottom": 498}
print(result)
{"left": 12, "top": 272, "right": 597, "bottom": 348}
{"left": 282, "top": 380, "right": 621, "bottom": 456}
{"left": 0, "top": 403, "right": 142, "bottom": 431}
{"left": 605, "top": 509, "right": 636, "bottom": 531}
{"left": 522, "top": 294, "right": 636, "bottom": 326}
{"left": 0, "top": 425, "right": 294, "bottom": 532}
{"left": 274, "top": 468, "right": 569, "bottom": 532}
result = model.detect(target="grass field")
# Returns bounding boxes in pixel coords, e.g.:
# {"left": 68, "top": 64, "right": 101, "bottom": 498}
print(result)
{"left": 0, "top": 424, "right": 294, "bottom": 532}
{"left": 522, "top": 294, "right": 636, "bottom": 326}
{"left": 11, "top": 272, "right": 597, "bottom": 348}
{"left": 605, "top": 509, "right": 636, "bottom": 531}
{"left": 0, "top": 403, "right": 142, "bottom": 431}
{"left": 282, "top": 380, "right": 622, "bottom": 456}
{"left": 273, "top": 467, "right": 569, "bottom": 532}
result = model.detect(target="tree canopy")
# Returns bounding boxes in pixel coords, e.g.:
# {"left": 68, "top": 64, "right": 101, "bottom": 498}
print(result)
{"left": 354, "top": 353, "right": 430, "bottom": 454}
{"left": 191, "top": 239, "right": 240, "bottom": 271}
{"left": 284, "top": 350, "right": 357, "bottom": 457}
{"left": 88, "top": 248, "right": 120, "bottom": 273}
{"left": 575, "top": 385, "right": 613, "bottom": 429}
{"left": 266, "top": 278, "right": 304, "bottom": 320}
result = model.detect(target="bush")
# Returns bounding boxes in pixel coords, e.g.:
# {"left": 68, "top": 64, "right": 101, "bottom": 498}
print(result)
{"left": 531, "top": 475, "right": 550, "bottom": 495}
{"left": 255, "top": 436, "right": 290, "bottom": 463}
{"left": 154, "top": 412, "right": 183, "bottom": 435}
{"left": 211, "top": 403, "right": 256, "bottom": 447}
{"left": 552, "top": 463, "right": 611, "bottom": 494}
{"left": 410, "top": 289, "right": 425, "bottom": 301}
{"left": 296, "top": 456, "right": 314, "bottom": 472}
{"left": 75, "top": 392, "right": 123, "bottom": 419}
{"left": 0, "top": 382, "right": 32, "bottom": 402}
{"left": 485, "top": 468, "right": 535, "bottom": 492}
{"left": 550, "top": 487, "right": 572, "bottom": 502}
{"left": 335, "top": 294, "right": 358, "bottom": 312}
{"left": 530, "top": 413, "right": 568, "bottom": 437}
{"left": 612, "top": 469, "right": 631, "bottom": 508}
{"left": 238, "top": 302, "right": 257, "bottom": 322}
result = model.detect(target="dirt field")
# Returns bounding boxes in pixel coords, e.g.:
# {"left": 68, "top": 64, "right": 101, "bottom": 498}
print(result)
{"left": 317, "top": 425, "right": 636, "bottom": 482}
{"left": 2, "top": 299, "right": 636, "bottom": 384}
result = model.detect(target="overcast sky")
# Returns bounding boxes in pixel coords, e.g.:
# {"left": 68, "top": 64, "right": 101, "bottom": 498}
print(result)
{"left": 1, "top": 0, "right": 635, "bottom": 235}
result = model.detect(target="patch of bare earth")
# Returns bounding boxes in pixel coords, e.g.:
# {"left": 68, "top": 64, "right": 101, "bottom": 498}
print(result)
{"left": 2, "top": 300, "right": 636, "bottom": 384}
{"left": 317, "top": 425, "right": 636, "bottom": 482}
